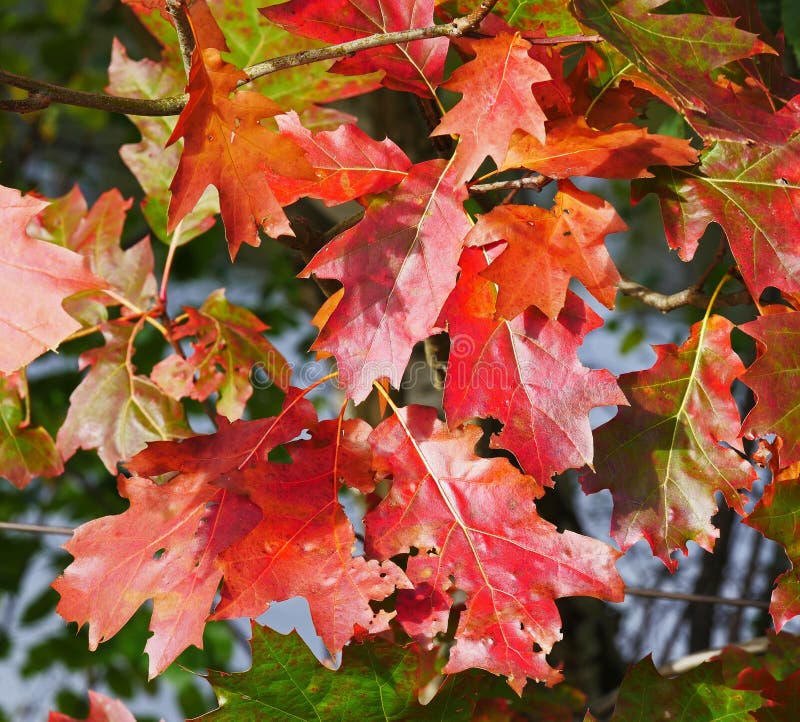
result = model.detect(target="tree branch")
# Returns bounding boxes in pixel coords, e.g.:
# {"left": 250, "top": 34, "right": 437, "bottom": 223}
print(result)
{"left": 469, "top": 174, "right": 551, "bottom": 194}
{"left": 625, "top": 586, "right": 770, "bottom": 609}
{"left": 0, "top": 0, "right": 501, "bottom": 117}
{"left": 0, "top": 521, "right": 73, "bottom": 536}
{"left": 166, "top": 0, "right": 196, "bottom": 77}
{"left": 616, "top": 274, "right": 751, "bottom": 311}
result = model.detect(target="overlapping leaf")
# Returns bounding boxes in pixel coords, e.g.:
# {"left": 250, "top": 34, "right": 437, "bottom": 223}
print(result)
{"left": 54, "top": 393, "right": 316, "bottom": 678}
{"left": 212, "top": 417, "right": 409, "bottom": 657}
{"left": 0, "top": 372, "right": 63, "bottom": 489}
{"left": 152, "top": 289, "right": 291, "bottom": 420}
{"left": 201, "top": 626, "right": 480, "bottom": 721}
{"left": 582, "top": 315, "right": 756, "bottom": 569}
{"left": 0, "top": 187, "right": 107, "bottom": 373}
{"left": 267, "top": 111, "right": 412, "bottom": 206}
{"left": 432, "top": 33, "right": 550, "bottom": 185}
{"left": 738, "top": 310, "right": 800, "bottom": 468}
{"left": 572, "top": 0, "right": 782, "bottom": 141}
{"left": 302, "top": 159, "right": 471, "bottom": 403}
{"left": 466, "top": 180, "right": 626, "bottom": 319}
{"left": 167, "top": 4, "right": 314, "bottom": 258}
{"left": 56, "top": 321, "right": 191, "bottom": 473}
{"left": 48, "top": 690, "right": 137, "bottom": 722}
{"left": 263, "top": 0, "right": 448, "bottom": 96}
{"left": 503, "top": 116, "right": 698, "bottom": 179}
{"left": 634, "top": 137, "right": 800, "bottom": 298}
{"left": 107, "top": 39, "right": 219, "bottom": 245}
{"left": 365, "top": 405, "right": 623, "bottom": 692}
{"left": 441, "top": 248, "right": 626, "bottom": 482}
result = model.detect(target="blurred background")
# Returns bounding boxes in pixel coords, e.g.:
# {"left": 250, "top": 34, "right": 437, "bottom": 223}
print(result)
{"left": 1, "top": 0, "right": 799, "bottom": 719}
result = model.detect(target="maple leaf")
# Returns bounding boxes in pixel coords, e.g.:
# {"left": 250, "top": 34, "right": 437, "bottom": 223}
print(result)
{"left": 503, "top": 116, "right": 698, "bottom": 179}
{"left": 152, "top": 288, "right": 291, "bottom": 421}
{"left": 441, "top": 248, "right": 626, "bottom": 482}
{"left": 431, "top": 32, "right": 550, "bottom": 185}
{"left": 56, "top": 321, "right": 191, "bottom": 473}
{"left": 263, "top": 0, "right": 448, "bottom": 96}
{"left": 365, "top": 405, "right": 623, "bottom": 692}
{"left": 582, "top": 314, "right": 756, "bottom": 570}
{"left": 738, "top": 310, "right": 800, "bottom": 468}
{"left": 0, "top": 187, "right": 107, "bottom": 374}
{"left": 107, "top": 39, "right": 219, "bottom": 245}
{"left": 572, "top": 0, "right": 780, "bottom": 140}
{"left": 31, "top": 187, "right": 157, "bottom": 326}
{"left": 48, "top": 690, "right": 138, "bottom": 722}
{"left": 634, "top": 137, "right": 800, "bottom": 300}
{"left": 54, "top": 392, "right": 316, "bottom": 678}
{"left": 0, "top": 371, "right": 63, "bottom": 489}
{"left": 266, "top": 111, "right": 412, "bottom": 206}
{"left": 201, "top": 625, "right": 482, "bottom": 720}
{"left": 466, "top": 180, "right": 626, "bottom": 320}
{"left": 302, "top": 159, "right": 471, "bottom": 403}
{"left": 212, "top": 417, "right": 410, "bottom": 656}
{"left": 167, "top": 8, "right": 314, "bottom": 259}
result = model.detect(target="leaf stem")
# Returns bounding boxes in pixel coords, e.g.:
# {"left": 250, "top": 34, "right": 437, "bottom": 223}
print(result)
{"left": 103, "top": 289, "right": 170, "bottom": 339}
{"left": 159, "top": 220, "right": 183, "bottom": 306}
{"left": 0, "top": 521, "right": 74, "bottom": 536}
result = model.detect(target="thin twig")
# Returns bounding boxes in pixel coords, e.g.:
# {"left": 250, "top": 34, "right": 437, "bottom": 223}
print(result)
{"left": 616, "top": 274, "right": 751, "bottom": 312}
{"left": 469, "top": 174, "right": 551, "bottom": 194}
{"left": 0, "top": 0, "right": 501, "bottom": 117}
{"left": 0, "top": 521, "right": 73, "bottom": 536}
{"left": 166, "top": 0, "right": 196, "bottom": 77}
{"left": 625, "top": 586, "right": 770, "bottom": 609}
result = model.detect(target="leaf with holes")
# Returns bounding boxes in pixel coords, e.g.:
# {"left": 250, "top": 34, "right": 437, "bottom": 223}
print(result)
{"left": 582, "top": 314, "right": 756, "bottom": 570}
{"left": 152, "top": 289, "right": 291, "bottom": 421}
{"left": 441, "top": 248, "right": 626, "bottom": 482}
{"left": 365, "top": 404, "right": 623, "bottom": 693}
{"left": 53, "top": 391, "right": 316, "bottom": 678}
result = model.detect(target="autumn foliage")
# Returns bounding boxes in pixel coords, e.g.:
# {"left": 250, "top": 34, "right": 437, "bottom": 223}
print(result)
{"left": 1, "top": 0, "right": 800, "bottom": 718}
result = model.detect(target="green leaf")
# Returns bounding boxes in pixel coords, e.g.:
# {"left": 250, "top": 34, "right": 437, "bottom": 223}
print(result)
{"left": 202, "top": 626, "right": 479, "bottom": 721}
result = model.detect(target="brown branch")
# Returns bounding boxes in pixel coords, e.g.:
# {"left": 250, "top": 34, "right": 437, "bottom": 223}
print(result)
{"left": 166, "top": 0, "right": 195, "bottom": 77}
{"left": 469, "top": 173, "right": 551, "bottom": 194}
{"left": 0, "top": 521, "right": 73, "bottom": 536}
{"left": 525, "top": 33, "right": 602, "bottom": 45}
{"left": 0, "top": 0, "right": 500, "bottom": 117}
{"left": 617, "top": 274, "right": 751, "bottom": 311}
{"left": 625, "top": 586, "right": 770, "bottom": 609}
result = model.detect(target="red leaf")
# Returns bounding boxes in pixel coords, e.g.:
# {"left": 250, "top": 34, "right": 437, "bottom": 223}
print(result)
{"left": 739, "top": 309, "right": 800, "bottom": 467}
{"left": 365, "top": 405, "right": 623, "bottom": 692}
{"left": 48, "top": 690, "right": 137, "bottom": 722}
{"left": 0, "top": 187, "right": 107, "bottom": 373}
{"left": 432, "top": 33, "right": 549, "bottom": 185}
{"left": 301, "top": 159, "right": 471, "bottom": 403}
{"left": 262, "top": 0, "right": 448, "bottom": 96}
{"left": 167, "top": 6, "right": 314, "bottom": 258}
{"left": 503, "top": 116, "right": 699, "bottom": 179}
{"left": 466, "top": 180, "right": 626, "bottom": 320}
{"left": 583, "top": 315, "right": 756, "bottom": 570}
{"left": 441, "top": 248, "right": 626, "bottom": 482}
{"left": 152, "top": 288, "right": 291, "bottom": 421}
{"left": 633, "top": 137, "right": 800, "bottom": 298}
{"left": 54, "top": 392, "right": 316, "bottom": 678}
{"left": 213, "top": 417, "right": 410, "bottom": 656}
{"left": 267, "top": 111, "right": 412, "bottom": 206}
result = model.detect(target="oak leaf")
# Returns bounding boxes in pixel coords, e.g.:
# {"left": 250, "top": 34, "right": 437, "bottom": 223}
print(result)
{"left": 167, "top": 11, "right": 314, "bottom": 258}
{"left": 56, "top": 321, "right": 191, "bottom": 473}
{"left": 0, "top": 372, "right": 63, "bottom": 489}
{"left": 267, "top": 111, "right": 412, "bottom": 206}
{"left": 302, "top": 159, "right": 471, "bottom": 403}
{"left": 0, "top": 187, "right": 107, "bottom": 373}
{"left": 54, "top": 392, "right": 316, "bottom": 678}
{"left": 365, "top": 405, "right": 624, "bottom": 692}
{"left": 503, "top": 116, "right": 698, "bottom": 179}
{"left": 441, "top": 248, "right": 626, "bottom": 482}
{"left": 432, "top": 33, "right": 550, "bottom": 185}
{"left": 582, "top": 315, "right": 756, "bottom": 570}
{"left": 212, "top": 417, "right": 410, "bottom": 656}
{"left": 634, "top": 137, "right": 800, "bottom": 299}
{"left": 263, "top": 0, "right": 448, "bottom": 96}
{"left": 152, "top": 288, "right": 291, "bottom": 421}
{"left": 466, "top": 180, "right": 626, "bottom": 320}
